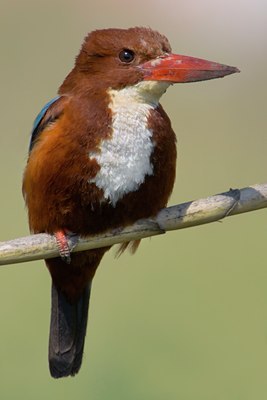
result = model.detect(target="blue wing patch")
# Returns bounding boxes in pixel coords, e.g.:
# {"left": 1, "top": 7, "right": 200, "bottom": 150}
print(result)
{"left": 29, "top": 96, "right": 61, "bottom": 152}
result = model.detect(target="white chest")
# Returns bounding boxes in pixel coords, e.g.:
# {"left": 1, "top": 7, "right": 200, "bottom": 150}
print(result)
{"left": 89, "top": 101, "right": 155, "bottom": 206}
{"left": 89, "top": 81, "right": 170, "bottom": 206}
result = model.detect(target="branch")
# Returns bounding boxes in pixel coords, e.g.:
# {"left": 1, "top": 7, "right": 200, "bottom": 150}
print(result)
{"left": 1, "top": 183, "right": 267, "bottom": 266}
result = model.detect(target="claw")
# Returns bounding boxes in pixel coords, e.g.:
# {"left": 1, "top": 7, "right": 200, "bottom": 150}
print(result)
{"left": 54, "top": 230, "right": 72, "bottom": 264}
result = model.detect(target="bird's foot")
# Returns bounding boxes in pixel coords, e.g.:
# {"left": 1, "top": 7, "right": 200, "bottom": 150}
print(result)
{"left": 54, "top": 230, "right": 79, "bottom": 264}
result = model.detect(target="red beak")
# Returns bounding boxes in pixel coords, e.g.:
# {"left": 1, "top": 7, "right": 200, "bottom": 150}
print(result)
{"left": 139, "top": 53, "right": 239, "bottom": 83}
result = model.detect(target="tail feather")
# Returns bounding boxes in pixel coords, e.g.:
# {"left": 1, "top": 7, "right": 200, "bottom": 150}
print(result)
{"left": 48, "top": 282, "right": 91, "bottom": 378}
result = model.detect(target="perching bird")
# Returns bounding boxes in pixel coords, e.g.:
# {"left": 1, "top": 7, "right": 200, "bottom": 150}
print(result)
{"left": 22, "top": 27, "right": 239, "bottom": 378}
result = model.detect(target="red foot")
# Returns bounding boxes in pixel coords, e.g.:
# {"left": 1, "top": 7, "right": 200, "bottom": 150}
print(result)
{"left": 54, "top": 230, "right": 71, "bottom": 264}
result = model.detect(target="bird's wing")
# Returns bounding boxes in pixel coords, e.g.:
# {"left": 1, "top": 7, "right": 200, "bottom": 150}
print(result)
{"left": 29, "top": 96, "right": 67, "bottom": 152}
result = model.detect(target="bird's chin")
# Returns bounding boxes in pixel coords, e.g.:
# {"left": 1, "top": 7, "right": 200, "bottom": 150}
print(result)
{"left": 108, "top": 80, "right": 170, "bottom": 107}
{"left": 133, "top": 80, "right": 171, "bottom": 104}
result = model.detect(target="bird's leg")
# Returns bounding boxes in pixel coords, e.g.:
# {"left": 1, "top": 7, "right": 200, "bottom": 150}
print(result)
{"left": 54, "top": 229, "right": 79, "bottom": 264}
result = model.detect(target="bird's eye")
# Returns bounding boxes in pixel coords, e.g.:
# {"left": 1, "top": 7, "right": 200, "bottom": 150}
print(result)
{"left": 119, "top": 49, "right": 135, "bottom": 63}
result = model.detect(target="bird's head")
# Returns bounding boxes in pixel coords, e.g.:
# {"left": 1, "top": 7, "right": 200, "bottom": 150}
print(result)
{"left": 60, "top": 27, "right": 239, "bottom": 103}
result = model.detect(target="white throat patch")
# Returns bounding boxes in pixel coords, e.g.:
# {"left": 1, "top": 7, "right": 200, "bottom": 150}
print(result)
{"left": 89, "top": 81, "right": 170, "bottom": 206}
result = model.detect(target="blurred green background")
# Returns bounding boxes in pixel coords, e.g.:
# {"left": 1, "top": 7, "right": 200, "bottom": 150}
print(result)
{"left": 1, "top": 0, "right": 267, "bottom": 398}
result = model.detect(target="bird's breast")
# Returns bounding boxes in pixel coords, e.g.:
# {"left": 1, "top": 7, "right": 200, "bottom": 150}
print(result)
{"left": 89, "top": 97, "right": 156, "bottom": 206}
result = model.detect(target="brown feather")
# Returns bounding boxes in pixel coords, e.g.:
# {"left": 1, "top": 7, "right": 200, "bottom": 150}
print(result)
{"left": 22, "top": 27, "right": 177, "bottom": 377}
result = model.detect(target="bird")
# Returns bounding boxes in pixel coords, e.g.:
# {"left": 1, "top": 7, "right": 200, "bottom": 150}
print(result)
{"left": 22, "top": 27, "right": 239, "bottom": 378}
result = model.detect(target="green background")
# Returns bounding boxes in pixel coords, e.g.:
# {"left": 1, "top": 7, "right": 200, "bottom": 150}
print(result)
{"left": 1, "top": 0, "right": 267, "bottom": 398}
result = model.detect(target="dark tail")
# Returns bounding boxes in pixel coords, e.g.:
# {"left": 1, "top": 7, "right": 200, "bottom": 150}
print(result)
{"left": 48, "top": 282, "right": 91, "bottom": 378}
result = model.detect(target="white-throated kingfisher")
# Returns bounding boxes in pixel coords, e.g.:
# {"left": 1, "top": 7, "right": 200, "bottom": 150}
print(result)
{"left": 22, "top": 27, "right": 239, "bottom": 378}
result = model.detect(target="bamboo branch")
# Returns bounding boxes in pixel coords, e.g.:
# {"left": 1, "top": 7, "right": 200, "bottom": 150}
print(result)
{"left": 0, "top": 183, "right": 266, "bottom": 266}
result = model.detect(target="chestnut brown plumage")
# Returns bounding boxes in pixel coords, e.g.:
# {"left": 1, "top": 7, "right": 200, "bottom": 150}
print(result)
{"left": 22, "top": 27, "right": 238, "bottom": 378}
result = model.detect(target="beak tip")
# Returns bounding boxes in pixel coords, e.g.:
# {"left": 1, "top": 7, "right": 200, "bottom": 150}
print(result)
{"left": 231, "top": 66, "right": 240, "bottom": 74}
{"left": 224, "top": 65, "right": 240, "bottom": 78}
